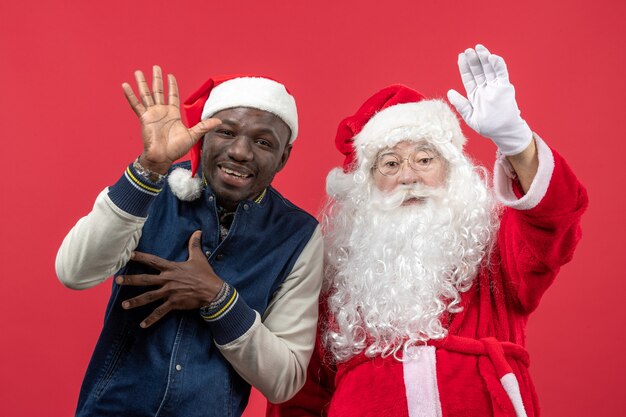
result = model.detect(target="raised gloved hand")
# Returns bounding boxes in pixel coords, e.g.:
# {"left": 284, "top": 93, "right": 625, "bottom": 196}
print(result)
{"left": 447, "top": 44, "right": 532, "bottom": 156}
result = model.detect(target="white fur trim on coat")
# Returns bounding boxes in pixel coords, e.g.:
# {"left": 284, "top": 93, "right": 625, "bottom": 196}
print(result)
{"left": 403, "top": 346, "right": 443, "bottom": 417}
{"left": 500, "top": 373, "right": 528, "bottom": 417}
{"left": 493, "top": 133, "right": 554, "bottom": 210}
{"left": 201, "top": 77, "right": 298, "bottom": 143}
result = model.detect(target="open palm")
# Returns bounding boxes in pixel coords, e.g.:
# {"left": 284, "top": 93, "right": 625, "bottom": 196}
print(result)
{"left": 122, "top": 66, "right": 220, "bottom": 174}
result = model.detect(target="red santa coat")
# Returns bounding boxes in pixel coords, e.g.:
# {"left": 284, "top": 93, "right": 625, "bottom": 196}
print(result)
{"left": 268, "top": 144, "right": 587, "bottom": 417}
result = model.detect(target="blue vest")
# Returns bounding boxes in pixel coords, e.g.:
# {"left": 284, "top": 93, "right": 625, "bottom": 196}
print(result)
{"left": 76, "top": 167, "right": 318, "bottom": 417}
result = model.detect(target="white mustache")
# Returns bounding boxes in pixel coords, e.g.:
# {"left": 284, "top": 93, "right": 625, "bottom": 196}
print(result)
{"left": 372, "top": 184, "right": 444, "bottom": 210}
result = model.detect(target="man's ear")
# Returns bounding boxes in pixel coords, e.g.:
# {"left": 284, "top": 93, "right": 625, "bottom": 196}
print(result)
{"left": 276, "top": 144, "right": 292, "bottom": 173}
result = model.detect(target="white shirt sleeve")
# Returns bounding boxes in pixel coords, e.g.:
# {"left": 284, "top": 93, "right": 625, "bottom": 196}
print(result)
{"left": 215, "top": 226, "right": 324, "bottom": 403}
{"left": 55, "top": 188, "right": 145, "bottom": 290}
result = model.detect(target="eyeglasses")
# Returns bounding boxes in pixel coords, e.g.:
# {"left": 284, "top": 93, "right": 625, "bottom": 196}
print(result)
{"left": 374, "top": 148, "right": 438, "bottom": 176}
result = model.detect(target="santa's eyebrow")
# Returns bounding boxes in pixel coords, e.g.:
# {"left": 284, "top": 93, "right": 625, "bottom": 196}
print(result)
{"left": 378, "top": 150, "right": 399, "bottom": 157}
{"left": 413, "top": 144, "right": 439, "bottom": 155}
{"left": 377, "top": 146, "right": 436, "bottom": 158}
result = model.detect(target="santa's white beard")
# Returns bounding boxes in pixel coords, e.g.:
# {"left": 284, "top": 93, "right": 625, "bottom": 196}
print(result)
{"left": 323, "top": 160, "right": 498, "bottom": 362}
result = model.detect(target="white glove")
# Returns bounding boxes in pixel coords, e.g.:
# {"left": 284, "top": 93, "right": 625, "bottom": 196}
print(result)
{"left": 447, "top": 44, "right": 532, "bottom": 156}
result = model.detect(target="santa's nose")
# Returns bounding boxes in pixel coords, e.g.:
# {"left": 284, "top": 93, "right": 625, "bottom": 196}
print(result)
{"left": 398, "top": 163, "right": 421, "bottom": 184}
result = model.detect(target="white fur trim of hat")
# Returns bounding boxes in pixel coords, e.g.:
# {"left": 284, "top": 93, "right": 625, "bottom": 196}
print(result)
{"left": 353, "top": 99, "right": 466, "bottom": 163}
{"left": 201, "top": 77, "right": 298, "bottom": 142}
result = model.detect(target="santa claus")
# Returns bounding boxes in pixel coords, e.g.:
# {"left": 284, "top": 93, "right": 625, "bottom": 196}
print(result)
{"left": 268, "top": 45, "right": 587, "bottom": 417}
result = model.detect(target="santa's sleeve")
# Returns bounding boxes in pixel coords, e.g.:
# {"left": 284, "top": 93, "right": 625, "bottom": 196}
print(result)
{"left": 493, "top": 133, "right": 588, "bottom": 313}
{"left": 266, "top": 300, "right": 336, "bottom": 417}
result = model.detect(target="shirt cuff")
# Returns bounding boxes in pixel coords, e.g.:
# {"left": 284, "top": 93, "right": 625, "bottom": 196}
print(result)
{"left": 107, "top": 163, "right": 164, "bottom": 217}
{"left": 200, "top": 285, "right": 257, "bottom": 345}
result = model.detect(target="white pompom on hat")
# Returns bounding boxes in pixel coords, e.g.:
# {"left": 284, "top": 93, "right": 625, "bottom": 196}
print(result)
{"left": 168, "top": 75, "right": 298, "bottom": 201}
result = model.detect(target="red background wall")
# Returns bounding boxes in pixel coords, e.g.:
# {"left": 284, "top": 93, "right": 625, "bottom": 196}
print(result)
{"left": 1, "top": 1, "right": 624, "bottom": 416}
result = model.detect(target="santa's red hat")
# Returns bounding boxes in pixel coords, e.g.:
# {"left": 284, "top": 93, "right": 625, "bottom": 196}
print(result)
{"left": 168, "top": 75, "right": 298, "bottom": 201}
{"left": 335, "top": 84, "right": 466, "bottom": 173}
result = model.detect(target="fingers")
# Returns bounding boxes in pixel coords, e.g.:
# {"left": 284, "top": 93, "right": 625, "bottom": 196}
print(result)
{"left": 152, "top": 65, "right": 164, "bottom": 105}
{"left": 188, "top": 117, "right": 222, "bottom": 143}
{"left": 116, "top": 275, "right": 171, "bottom": 327}
{"left": 464, "top": 47, "right": 486, "bottom": 87}
{"left": 187, "top": 230, "right": 203, "bottom": 260}
{"left": 130, "top": 251, "right": 172, "bottom": 271}
{"left": 134, "top": 70, "right": 155, "bottom": 107}
{"left": 447, "top": 89, "right": 473, "bottom": 121}
{"left": 139, "top": 302, "right": 173, "bottom": 328}
{"left": 116, "top": 273, "right": 165, "bottom": 287}
{"left": 120, "top": 286, "right": 163, "bottom": 309}
{"left": 489, "top": 54, "right": 509, "bottom": 82}
{"left": 126, "top": 66, "right": 177, "bottom": 111}
{"left": 457, "top": 53, "right": 477, "bottom": 97}
{"left": 168, "top": 74, "right": 180, "bottom": 108}
{"left": 122, "top": 295, "right": 172, "bottom": 328}
{"left": 122, "top": 82, "right": 145, "bottom": 117}
{"left": 476, "top": 44, "right": 496, "bottom": 82}
{"left": 458, "top": 45, "right": 506, "bottom": 94}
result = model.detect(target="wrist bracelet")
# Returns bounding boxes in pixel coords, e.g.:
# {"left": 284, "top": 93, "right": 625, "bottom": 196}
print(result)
{"left": 205, "top": 282, "right": 230, "bottom": 309}
{"left": 133, "top": 157, "right": 167, "bottom": 184}
{"left": 199, "top": 282, "right": 232, "bottom": 320}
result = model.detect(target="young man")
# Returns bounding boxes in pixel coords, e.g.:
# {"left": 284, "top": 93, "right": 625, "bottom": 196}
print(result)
{"left": 269, "top": 45, "right": 587, "bottom": 416}
{"left": 56, "top": 69, "right": 323, "bottom": 417}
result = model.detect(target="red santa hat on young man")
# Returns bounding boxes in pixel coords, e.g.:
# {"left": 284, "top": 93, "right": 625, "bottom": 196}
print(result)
{"left": 168, "top": 75, "right": 298, "bottom": 201}
{"left": 327, "top": 84, "right": 467, "bottom": 198}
